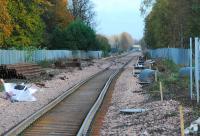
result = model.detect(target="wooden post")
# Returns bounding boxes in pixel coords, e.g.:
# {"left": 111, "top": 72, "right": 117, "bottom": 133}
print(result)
{"left": 149, "top": 64, "right": 152, "bottom": 69}
{"left": 160, "top": 82, "right": 163, "bottom": 101}
{"left": 179, "top": 105, "right": 185, "bottom": 136}
{"left": 155, "top": 68, "right": 158, "bottom": 82}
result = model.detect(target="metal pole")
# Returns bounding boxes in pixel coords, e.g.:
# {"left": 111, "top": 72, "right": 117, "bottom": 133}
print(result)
{"left": 190, "top": 38, "right": 193, "bottom": 100}
{"left": 195, "top": 38, "right": 199, "bottom": 103}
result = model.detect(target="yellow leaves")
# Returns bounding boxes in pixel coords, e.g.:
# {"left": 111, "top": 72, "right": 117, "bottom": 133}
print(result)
{"left": 51, "top": 0, "right": 73, "bottom": 28}
{"left": 0, "top": 0, "right": 13, "bottom": 45}
{"left": 0, "top": 24, "right": 13, "bottom": 37}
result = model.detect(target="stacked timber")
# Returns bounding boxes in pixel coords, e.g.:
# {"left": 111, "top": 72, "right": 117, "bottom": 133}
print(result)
{"left": 0, "top": 63, "right": 45, "bottom": 79}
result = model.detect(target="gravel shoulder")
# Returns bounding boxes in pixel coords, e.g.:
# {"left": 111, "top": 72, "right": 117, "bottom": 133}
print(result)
{"left": 0, "top": 53, "right": 135, "bottom": 135}
{"left": 100, "top": 58, "right": 192, "bottom": 136}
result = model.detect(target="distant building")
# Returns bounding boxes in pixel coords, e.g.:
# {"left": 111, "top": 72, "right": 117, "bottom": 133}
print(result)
{"left": 132, "top": 45, "right": 141, "bottom": 51}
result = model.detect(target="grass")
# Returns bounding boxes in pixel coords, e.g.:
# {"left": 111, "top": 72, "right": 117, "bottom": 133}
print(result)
{"left": 144, "top": 59, "right": 200, "bottom": 126}
{"left": 37, "top": 60, "right": 54, "bottom": 68}
{"left": 147, "top": 59, "right": 189, "bottom": 100}
{"left": 0, "top": 84, "right": 3, "bottom": 92}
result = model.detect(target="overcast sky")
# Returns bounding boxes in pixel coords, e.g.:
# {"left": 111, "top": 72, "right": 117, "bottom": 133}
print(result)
{"left": 91, "top": 0, "right": 144, "bottom": 40}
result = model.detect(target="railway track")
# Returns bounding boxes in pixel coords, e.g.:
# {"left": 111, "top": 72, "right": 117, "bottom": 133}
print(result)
{"left": 3, "top": 54, "right": 135, "bottom": 136}
{"left": 22, "top": 69, "right": 115, "bottom": 136}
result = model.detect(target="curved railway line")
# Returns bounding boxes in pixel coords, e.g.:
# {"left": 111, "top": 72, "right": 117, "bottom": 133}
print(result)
{"left": 3, "top": 53, "right": 137, "bottom": 136}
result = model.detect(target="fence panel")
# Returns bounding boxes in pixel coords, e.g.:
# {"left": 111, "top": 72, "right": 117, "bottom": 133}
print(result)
{"left": 0, "top": 50, "right": 102, "bottom": 65}
{"left": 149, "top": 48, "right": 190, "bottom": 66}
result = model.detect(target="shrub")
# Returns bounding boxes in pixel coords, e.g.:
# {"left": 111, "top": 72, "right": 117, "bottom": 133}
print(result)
{"left": 50, "top": 20, "right": 99, "bottom": 51}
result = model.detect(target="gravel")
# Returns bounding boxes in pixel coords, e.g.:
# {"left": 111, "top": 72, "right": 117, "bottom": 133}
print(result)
{"left": 0, "top": 53, "right": 135, "bottom": 135}
{"left": 100, "top": 59, "right": 192, "bottom": 136}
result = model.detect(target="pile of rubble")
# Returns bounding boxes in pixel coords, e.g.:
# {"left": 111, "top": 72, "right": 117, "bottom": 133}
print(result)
{"left": 0, "top": 79, "right": 38, "bottom": 102}
{"left": 100, "top": 56, "right": 193, "bottom": 135}
{"left": 133, "top": 56, "right": 156, "bottom": 85}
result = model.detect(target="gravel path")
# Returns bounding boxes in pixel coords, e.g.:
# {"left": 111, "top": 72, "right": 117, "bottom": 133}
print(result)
{"left": 0, "top": 53, "right": 135, "bottom": 135}
{"left": 100, "top": 59, "right": 192, "bottom": 136}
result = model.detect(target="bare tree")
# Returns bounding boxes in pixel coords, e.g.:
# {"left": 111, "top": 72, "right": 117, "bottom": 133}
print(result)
{"left": 113, "top": 35, "right": 120, "bottom": 51}
{"left": 68, "top": 0, "right": 96, "bottom": 27}
{"left": 119, "top": 32, "right": 134, "bottom": 51}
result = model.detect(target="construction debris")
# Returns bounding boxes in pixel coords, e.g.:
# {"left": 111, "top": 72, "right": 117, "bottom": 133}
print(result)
{"left": 0, "top": 63, "right": 45, "bottom": 79}
{"left": 134, "top": 64, "right": 146, "bottom": 70}
{"left": 0, "top": 79, "right": 38, "bottom": 102}
{"left": 185, "top": 117, "right": 200, "bottom": 135}
{"left": 54, "top": 58, "right": 94, "bottom": 69}
{"left": 59, "top": 76, "right": 68, "bottom": 80}
{"left": 139, "top": 69, "right": 155, "bottom": 83}
{"left": 120, "top": 108, "right": 148, "bottom": 114}
{"left": 35, "top": 82, "right": 47, "bottom": 88}
{"left": 100, "top": 59, "right": 186, "bottom": 136}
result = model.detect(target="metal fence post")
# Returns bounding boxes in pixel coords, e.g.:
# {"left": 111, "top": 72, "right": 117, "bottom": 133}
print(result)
{"left": 195, "top": 37, "right": 199, "bottom": 103}
{"left": 190, "top": 38, "right": 193, "bottom": 100}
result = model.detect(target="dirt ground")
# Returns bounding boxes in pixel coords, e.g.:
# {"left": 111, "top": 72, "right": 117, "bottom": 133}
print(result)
{"left": 0, "top": 53, "right": 135, "bottom": 135}
{"left": 100, "top": 59, "right": 192, "bottom": 136}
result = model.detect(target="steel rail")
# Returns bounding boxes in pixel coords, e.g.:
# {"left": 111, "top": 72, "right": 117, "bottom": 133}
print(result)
{"left": 3, "top": 54, "right": 134, "bottom": 136}
{"left": 3, "top": 68, "right": 109, "bottom": 136}
{"left": 77, "top": 57, "right": 134, "bottom": 136}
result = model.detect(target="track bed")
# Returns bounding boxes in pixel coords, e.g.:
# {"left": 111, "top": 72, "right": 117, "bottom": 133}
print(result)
{"left": 22, "top": 69, "right": 115, "bottom": 136}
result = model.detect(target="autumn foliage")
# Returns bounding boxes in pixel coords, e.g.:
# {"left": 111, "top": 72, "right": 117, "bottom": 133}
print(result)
{"left": 45, "top": 0, "right": 73, "bottom": 29}
{"left": 108, "top": 32, "right": 134, "bottom": 52}
{"left": 0, "top": 0, "right": 100, "bottom": 51}
{"left": 0, "top": 0, "right": 13, "bottom": 46}
{"left": 142, "top": 0, "right": 200, "bottom": 48}
{"left": 0, "top": 0, "right": 74, "bottom": 49}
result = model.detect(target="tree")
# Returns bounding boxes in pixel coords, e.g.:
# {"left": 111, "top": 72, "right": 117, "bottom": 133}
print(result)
{"left": 42, "top": 0, "right": 74, "bottom": 48}
{"left": 51, "top": 20, "right": 99, "bottom": 50}
{"left": 119, "top": 32, "right": 134, "bottom": 51}
{"left": 0, "top": 0, "right": 13, "bottom": 47}
{"left": 140, "top": 0, "right": 155, "bottom": 16}
{"left": 69, "top": 0, "right": 96, "bottom": 28}
{"left": 96, "top": 34, "right": 111, "bottom": 55}
{"left": 4, "top": 0, "right": 46, "bottom": 49}
{"left": 142, "top": 0, "right": 200, "bottom": 49}
{"left": 44, "top": 0, "right": 73, "bottom": 31}
{"left": 108, "top": 32, "right": 134, "bottom": 52}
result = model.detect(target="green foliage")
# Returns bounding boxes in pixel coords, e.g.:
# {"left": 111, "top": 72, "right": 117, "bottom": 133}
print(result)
{"left": 143, "top": 0, "right": 200, "bottom": 49}
{"left": 0, "top": 0, "right": 13, "bottom": 47}
{"left": 5, "top": 0, "right": 46, "bottom": 49}
{"left": 50, "top": 20, "right": 99, "bottom": 51}
{"left": 38, "top": 60, "right": 54, "bottom": 68}
{"left": 0, "top": 84, "right": 3, "bottom": 92}
{"left": 147, "top": 59, "right": 189, "bottom": 100}
{"left": 24, "top": 46, "right": 38, "bottom": 62}
{"left": 96, "top": 34, "right": 111, "bottom": 56}
{"left": 50, "top": 27, "right": 75, "bottom": 50}
{"left": 0, "top": 1, "right": 97, "bottom": 50}
{"left": 162, "top": 59, "right": 179, "bottom": 73}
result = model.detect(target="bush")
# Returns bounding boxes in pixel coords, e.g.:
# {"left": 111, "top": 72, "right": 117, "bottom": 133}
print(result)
{"left": 0, "top": 84, "right": 3, "bottom": 92}
{"left": 50, "top": 20, "right": 99, "bottom": 51}
{"left": 38, "top": 60, "right": 54, "bottom": 68}
{"left": 96, "top": 34, "right": 111, "bottom": 56}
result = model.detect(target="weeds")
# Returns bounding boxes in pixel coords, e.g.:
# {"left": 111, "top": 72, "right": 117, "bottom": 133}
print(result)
{"left": 145, "top": 59, "right": 200, "bottom": 126}
{"left": 38, "top": 60, "right": 54, "bottom": 68}
{"left": 0, "top": 84, "right": 4, "bottom": 92}
{"left": 146, "top": 59, "right": 191, "bottom": 102}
